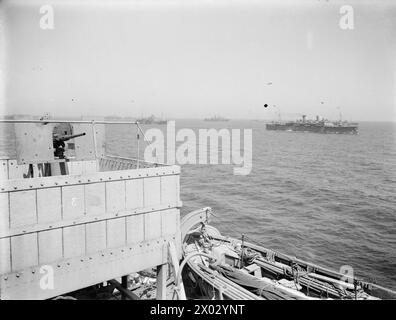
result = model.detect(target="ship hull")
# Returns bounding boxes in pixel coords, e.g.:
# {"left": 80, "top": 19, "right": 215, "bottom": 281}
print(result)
{"left": 266, "top": 123, "right": 358, "bottom": 134}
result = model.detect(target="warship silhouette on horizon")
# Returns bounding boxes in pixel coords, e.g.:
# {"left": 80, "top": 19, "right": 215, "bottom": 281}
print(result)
{"left": 266, "top": 115, "right": 358, "bottom": 134}
{"left": 204, "top": 115, "right": 230, "bottom": 122}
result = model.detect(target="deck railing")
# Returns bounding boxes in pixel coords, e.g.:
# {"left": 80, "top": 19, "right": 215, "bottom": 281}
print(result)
{"left": 0, "top": 118, "right": 166, "bottom": 173}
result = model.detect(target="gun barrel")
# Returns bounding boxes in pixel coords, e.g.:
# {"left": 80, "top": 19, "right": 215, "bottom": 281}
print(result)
{"left": 58, "top": 132, "right": 86, "bottom": 142}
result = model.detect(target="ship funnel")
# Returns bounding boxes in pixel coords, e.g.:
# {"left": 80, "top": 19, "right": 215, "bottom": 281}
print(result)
{"left": 316, "top": 115, "right": 319, "bottom": 121}
{"left": 302, "top": 115, "right": 306, "bottom": 122}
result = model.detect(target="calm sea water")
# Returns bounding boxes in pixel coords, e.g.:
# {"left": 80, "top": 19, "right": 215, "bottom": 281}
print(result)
{"left": 1, "top": 120, "right": 395, "bottom": 288}
{"left": 143, "top": 120, "right": 396, "bottom": 288}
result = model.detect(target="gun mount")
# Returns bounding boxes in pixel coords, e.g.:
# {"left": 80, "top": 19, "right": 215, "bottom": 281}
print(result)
{"left": 0, "top": 118, "right": 181, "bottom": 301}
{"left": 53, "top": 132, "right": 86, "bottom": 159}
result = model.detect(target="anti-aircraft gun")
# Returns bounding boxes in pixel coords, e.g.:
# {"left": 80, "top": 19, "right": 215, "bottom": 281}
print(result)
{"left": 53, "top": 132, "right": 86, "bottom": 159}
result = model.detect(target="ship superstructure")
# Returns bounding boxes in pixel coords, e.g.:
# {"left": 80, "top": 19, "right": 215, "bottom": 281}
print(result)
{"left": 266, "top": 115, "right": 358, "bottom": 134}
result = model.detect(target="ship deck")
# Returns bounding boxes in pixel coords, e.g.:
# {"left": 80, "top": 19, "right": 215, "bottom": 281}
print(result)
{"left": 0, "top": 119, "right": 184, "bottom": 300}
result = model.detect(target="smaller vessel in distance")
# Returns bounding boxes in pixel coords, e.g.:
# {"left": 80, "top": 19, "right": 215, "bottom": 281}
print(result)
{"left": 136, "top": 114, "right": 167, "bottom": 125}
{"left": 204, "top": 115, "right": 229, "bottom": 122}
{"left": 266, "top": 115, "right": 358, "bottom": 134}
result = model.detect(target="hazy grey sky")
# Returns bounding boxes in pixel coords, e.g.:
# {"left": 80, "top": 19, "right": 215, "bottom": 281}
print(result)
{"left": 1, "top": 0, "right": 395, "bottom": 121}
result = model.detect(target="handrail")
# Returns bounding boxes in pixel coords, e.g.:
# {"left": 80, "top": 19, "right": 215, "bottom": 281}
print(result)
{"left": 0, "top": 119, "right": 156, "bottom": 167}
{"left": 104, "top": 154, "right": 168, "bottom": 167}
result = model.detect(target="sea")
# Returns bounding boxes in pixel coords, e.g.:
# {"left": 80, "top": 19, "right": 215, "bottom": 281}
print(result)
{"left": 1, "top": 119, "right": 395, "bottom": 288}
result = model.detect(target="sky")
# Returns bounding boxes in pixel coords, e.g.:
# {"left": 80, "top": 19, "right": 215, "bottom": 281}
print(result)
{"left": 0, "top": 0, "right": 395, "bottom": 121}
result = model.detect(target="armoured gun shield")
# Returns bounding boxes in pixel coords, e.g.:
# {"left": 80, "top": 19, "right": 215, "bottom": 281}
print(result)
{"left": 14, "top": 123, "right": 54, "bottom": 165}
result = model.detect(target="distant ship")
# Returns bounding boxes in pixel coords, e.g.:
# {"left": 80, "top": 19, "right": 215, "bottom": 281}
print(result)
{"left": 136, "top": 114, "right": 167, "bottom": 125}
{"left": 266, "top": 115, "right": 358, "bottom": 134}
{"left": 204, "top": 115, "right": 229, "bottom": 122}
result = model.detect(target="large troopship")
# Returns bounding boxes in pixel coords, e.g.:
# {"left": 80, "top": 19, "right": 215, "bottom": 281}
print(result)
{"left": 266, "top": 115, "right": 358, "bottom": 134}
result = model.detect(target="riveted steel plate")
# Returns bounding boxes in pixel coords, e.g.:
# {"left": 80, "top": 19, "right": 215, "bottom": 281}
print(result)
{"left": 14, "top": 123, "right": 54, "bottom": 164}
{"left": 73, "top": 123, "right": 105, "bottom": 160}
